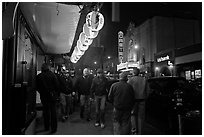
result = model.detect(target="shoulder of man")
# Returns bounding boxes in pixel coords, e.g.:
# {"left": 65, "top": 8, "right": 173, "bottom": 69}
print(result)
{"left": 93, "top": 76, "right": 98, "bottom": 80}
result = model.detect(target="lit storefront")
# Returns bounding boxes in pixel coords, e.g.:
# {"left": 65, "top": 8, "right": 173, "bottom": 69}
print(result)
{"left": 154, "top": 50, "right": 175, "bottom": 77}
{"left": 175, "top": 44, "right": 202, "bottom": 81}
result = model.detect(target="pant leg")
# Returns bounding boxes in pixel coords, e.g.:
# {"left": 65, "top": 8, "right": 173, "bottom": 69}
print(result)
{"left": 84, "top": 95, "right": 91, "bottom": 119}
{"left": 50, "top": 101, "right": 57, "bottom": 131}
{"left": 80, "top": 95, "right": 85, "bottom": 118}
{"left": 120, "top": 111, "right": 131, "bottom": 135}
{"left": 100, "top": 95, "right": 106, "bottom": 124}
{"left": 137, "top": 101, "right": 145, "bottom": 135}
{"left": 42, "top": 104, "right": 50, "bottom": 130}
{"left": 132, "top": 102, "right": 139, "bottom": 134}
{"left": 68, "top": 95, "right": 72, "bottom": 115}
{"left": 64, "top": 94, "right": 71, "bottom": 116}
{"left": 112, "top": 108, "right": 121, "bottom": 135}
{"left": 95, "top": 96, "right": 100, "bottom": 123}
{"left": 131, "top": 103, "right": 137, "bottom": 132}
{"left": 60, "top": 93, "right": 66, "bottom": 117}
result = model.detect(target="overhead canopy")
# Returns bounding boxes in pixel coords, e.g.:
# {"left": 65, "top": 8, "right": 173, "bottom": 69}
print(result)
{"left": 20, "top": 2, "right": 81, "bottom": 54}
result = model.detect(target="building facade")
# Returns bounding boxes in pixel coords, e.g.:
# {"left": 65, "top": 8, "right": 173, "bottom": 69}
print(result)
{"left": 120, "top": 16, "right": 201, "bottom": 79}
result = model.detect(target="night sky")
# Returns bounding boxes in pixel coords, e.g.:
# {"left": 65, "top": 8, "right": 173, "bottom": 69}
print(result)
{"left": 99, "top": 2, "right": 201, "bottom": 58}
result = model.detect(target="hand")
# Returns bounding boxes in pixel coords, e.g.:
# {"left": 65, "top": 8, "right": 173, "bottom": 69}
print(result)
{"left": 89, "top": 98, "right": 94, "bottom": 101}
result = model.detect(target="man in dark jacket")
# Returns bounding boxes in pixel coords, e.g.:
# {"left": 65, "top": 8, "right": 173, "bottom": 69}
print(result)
{"left": 56, "top": 69, "right": 73, "bottom": 122}
{"left": 108, "top": 72, "right": 135, "bottom": 135}
{"left": 36, "top": 63, "right": 59, "bottom": 133}
{"left": 90, "top": 68, "right": 108, "bottom": 128}
{"left": 75, "top": 68, "right": 93, "bottom": 121}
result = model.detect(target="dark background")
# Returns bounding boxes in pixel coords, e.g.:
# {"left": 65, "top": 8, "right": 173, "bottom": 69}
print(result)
{"left": 99, "top": 2, "right": 202, "bottom": 58}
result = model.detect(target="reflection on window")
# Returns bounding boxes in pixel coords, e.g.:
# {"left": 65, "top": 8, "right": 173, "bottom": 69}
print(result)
{"left": 191, "top": 71, "right": 195, "bottom": 80}
{"left": 195, "top": 69, "right": 201, "bottom": 78}
{"left": 185, "top": 71, "right": 191, "bottom": 80}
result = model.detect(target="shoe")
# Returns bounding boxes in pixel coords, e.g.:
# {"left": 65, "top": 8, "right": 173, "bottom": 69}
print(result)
{"left": 50, "top": 129, "right": 57, "bottom": 134}
{"left": 80, "top": 113, "right": 84, "bottom": 119}
{"left": 94, "top": 122, "right": 100, "bottom": 127}
{"left": 86, "top": 118, "right": 91, "bottom": 122}
{"left": 62, "top": 116, "right": 66, "bottom": 122}
{"left": 100, "top": 123, "right": 105, "bottom": 129}
{"left": 131, "top": 128, "right": 137, "bottom": 134}
{"left": 45, "top": 128, "right": 49, "bottom": 131}
{"left": 64, "top": 115, "right": 68, "bottom": 120}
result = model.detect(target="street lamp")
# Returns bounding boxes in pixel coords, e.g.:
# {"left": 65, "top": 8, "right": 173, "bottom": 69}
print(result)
{"left": 134, "top": 44, "right": 139, "bottom": 49}
{"left": 107, "top": 56, "right": 111, "bottom": 59}
{"left": 155, "top": 67, "right": 159, "bottom": 71}
{"left": 94, "top": 61, "right": 97, "bottom": 65}
{"left": 155, "top": 67, "right": 160, "bottom": 77}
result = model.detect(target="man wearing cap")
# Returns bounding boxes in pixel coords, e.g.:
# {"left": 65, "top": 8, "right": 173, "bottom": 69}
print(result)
{"left": 90, "top": 68, "right": 108, "bottom": 129}
{"left": 127, "top": 68, "right": 148, "bottom": 135}
{"left": 108, "top": 72, "right": 135, "bottom": 135}
{"left": 36, "top": 63, "right": 59, "bottom": 133}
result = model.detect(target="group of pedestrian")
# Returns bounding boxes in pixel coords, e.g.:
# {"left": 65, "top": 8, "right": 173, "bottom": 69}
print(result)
{"left": 108, "top": 67, "right": 148, "bottom": 135}
{"left": 75, "top": 68, "right": 109, "bottom": 129}
{"left": 36, "top": 63, "right": 110, "bottom": 133}
{"left": 36, "top": 63, "right": 148, "bottom": 135}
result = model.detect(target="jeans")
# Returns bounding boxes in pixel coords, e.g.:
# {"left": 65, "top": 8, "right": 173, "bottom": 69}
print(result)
{"left": 60, "top": 93, "right": 72, "bottom": 117}
{"left": 131, "top": 100, "right": 145, "bottom": 135}
{"left": 95, "top": 95, "right": 106, "bottom": 124}
{"left": 80, "top": 95, "right": 91, "bottom": 119}
{"left": 113, "top": 108, "right": 131, "bottom": 135}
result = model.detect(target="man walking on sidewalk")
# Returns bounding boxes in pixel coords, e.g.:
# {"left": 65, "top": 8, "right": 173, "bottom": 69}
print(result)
{"left": 128, "top": 68, "right": 148, "bottom": 135}
{"left": 36, "top": 63, "right": 59, "bottom": 133}
{"left": 75, "top": 68, "right": 93, "bottom": 121}
{"left": 90, "top": 68, "right": 108, "bottom": 129}
{"left": 108, "top": 72, "right": 135, "bottom": 134}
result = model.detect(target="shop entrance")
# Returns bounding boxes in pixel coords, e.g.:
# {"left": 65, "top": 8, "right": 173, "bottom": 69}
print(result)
{"left": 160, "top": 66, "right": 171, "bottom": 76}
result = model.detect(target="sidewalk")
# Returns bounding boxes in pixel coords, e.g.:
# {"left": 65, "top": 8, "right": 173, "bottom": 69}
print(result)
{"left": 35, "top": 102, "right": 164, "bottom": 135}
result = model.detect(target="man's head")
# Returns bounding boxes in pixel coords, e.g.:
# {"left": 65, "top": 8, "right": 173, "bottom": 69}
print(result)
{"left": 83, "top": 68, "right": 90, "bottom": 76}
{"left": 97, "top": 68, "right": 103, "bottom": 78}
{"left": 41, "top": 63, "right": 50, "bottom": 72}
{"left": 133, "top": 67, "right": 140, "bottom": 76}
{"left": 119, "top": 72, "right": 128, "bottom": 81}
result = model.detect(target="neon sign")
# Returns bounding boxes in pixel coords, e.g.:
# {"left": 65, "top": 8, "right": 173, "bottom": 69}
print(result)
{"left": 157, "top": 55, "right": 170, "bottom": 62}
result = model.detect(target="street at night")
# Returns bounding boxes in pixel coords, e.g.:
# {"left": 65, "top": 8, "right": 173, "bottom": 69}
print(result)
{"left": 2, "top": 2, "right": 202, "bottom": 135}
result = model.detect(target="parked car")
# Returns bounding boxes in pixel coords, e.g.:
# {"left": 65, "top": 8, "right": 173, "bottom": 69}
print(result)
{"left": 145, "top": 76, "right": 202, "bottom": 135}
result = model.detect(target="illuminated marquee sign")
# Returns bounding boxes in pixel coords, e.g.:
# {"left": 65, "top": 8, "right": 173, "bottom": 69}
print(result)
{"left": 117, "top": 62, "right": 128, "bottom": 71}
{"left": 117, "top": 62, "right": 140, "bottom": 71}
{"left": 118, "top": 31, "right": 124, "bottom": 63}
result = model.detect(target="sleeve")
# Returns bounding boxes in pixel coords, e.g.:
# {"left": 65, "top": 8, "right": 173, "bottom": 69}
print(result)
{"left": 74, "top": 77, "right": 79, "bottom": 92}
{"left": 130, "top": 86, "right": 136, "bottom": 101}
{"left": 105, "top": 78, "right": 109, "bottom": 92}
{"left": 127, "top": 78, "right": 132, "bottom": 85}
{"left": 144, "top": 78, "right": 149, "bottom": 98}
{"left": 53, "top": 74, "right": 60, "bottom": 97}
{"left": 108, "top": 84, "right": 114, "bottom": 104}
{"left": 90, "top": 79, "right": 96, "bottom": 98}
{"left": 67, "top": 78, "right": 73, "bottom": 94}
{"left": 36, "top": 75, "right": 40, "bottom": 91}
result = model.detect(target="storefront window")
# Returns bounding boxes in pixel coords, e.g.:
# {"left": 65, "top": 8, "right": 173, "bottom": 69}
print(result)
{"left": 191, "top": 71, "right": 195, "bottom": 80}
{"left": 195, "top": 69, "right": 202, "bottom": 78}
{"left": 185, "top": 70, "right": 191, "bottom": 80}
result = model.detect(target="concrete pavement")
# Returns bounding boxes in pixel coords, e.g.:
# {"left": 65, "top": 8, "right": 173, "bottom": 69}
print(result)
{"left": 35, "top": 102, "right": 164, "bottom": 135}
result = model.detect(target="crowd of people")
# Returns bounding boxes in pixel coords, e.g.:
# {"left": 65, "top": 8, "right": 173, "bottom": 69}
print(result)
{"left": 36, "top": 63, "right": 148, "bottom": 135}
